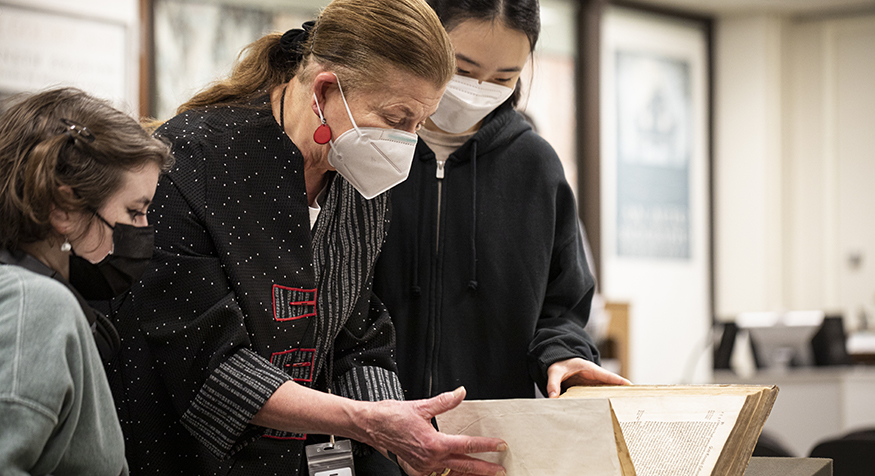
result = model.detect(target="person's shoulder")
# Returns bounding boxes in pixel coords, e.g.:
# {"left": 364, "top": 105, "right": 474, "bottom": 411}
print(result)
{"left": 485, "top": 110, "right": 553, "bottom": 155}
{"left": 157, "top": 106, "right": 232, "bottom": 142}
{"left": 0, "top": 266, "right": 80, "bottom": 311}
{"left": 2, "top": 264, "right": 66, "bottom": 294}
{"left": 0, "top": 266, "right": 83, "bottom": 339}
{"left": 515, "top": 128, "right": 559, "bottom": 158}
{"left": 0, "top": 266, "right": 95, "bottom": 428}
{"left": 157, "top": 98, "right": 274, "bottom": 142}
{"left": 492, "top": 118, "right": 565, "bottom": 178}
{"left": 507, "top": 112, "right": 557, "bottom": 151}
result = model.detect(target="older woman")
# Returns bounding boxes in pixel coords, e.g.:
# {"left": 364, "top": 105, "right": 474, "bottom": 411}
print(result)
{"left": 0, "top": 87, "right": 173, "bottom": 475}
{"left": 107, "top": 0, "right": 506, "bottom": 475}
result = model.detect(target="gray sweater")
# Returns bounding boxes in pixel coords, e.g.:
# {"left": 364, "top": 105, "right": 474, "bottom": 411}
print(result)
{"left": 0, "top": 265, "right": 127, "bottom": 476}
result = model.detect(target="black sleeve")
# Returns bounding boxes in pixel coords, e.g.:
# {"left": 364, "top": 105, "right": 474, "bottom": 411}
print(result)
{"left": 527, "top": 182, "right": 601, "bottom": 395}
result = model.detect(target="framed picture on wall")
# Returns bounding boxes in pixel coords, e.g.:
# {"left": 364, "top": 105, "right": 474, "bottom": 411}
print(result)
{"left": 614, "top": 48, "right": 693, "bottom": 259}
{"left": 599, "top": 6, "right": 711, "bottom": 384}
{"left": 148, "top": 0, "right": 324, "bottom": 119}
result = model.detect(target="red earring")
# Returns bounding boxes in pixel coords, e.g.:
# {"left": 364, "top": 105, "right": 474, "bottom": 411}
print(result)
{"left": 313, "top": 120, "right": 331, "bottom": 144}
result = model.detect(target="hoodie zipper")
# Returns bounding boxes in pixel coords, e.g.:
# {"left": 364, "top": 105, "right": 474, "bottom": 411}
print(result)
{"left": 435, "top": 160, "right": 446, "bottom": 253}
{"left": 428, "top": 158, "right": 446, "bottom": 396}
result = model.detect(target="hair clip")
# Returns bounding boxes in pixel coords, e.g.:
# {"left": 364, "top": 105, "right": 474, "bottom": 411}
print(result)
{"left": 60, "top": 118, "right": 96, "bottom": 144}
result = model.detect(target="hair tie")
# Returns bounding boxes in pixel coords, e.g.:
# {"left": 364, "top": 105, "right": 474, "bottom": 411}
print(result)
{"left": 60, "top": 118, "right": 96, "bottom": 144}
{"left": 280, "top": 20, "right": 316, "bottom": 62}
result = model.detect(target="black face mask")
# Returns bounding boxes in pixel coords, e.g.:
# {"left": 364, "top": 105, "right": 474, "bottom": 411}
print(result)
{"left": 69, "top": 215, "right": 154, "bottom": 301}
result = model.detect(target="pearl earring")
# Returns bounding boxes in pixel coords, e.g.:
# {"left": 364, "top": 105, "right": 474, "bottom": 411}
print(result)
{"left": 60, "top": 237, "right": 71, "bottom": 252}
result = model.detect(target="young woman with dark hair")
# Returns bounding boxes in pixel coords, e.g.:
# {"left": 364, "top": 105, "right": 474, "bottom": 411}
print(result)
{"left": 0, "top": 87, "right": 174, "bottom": 475}
{"left": 374, "top": 0, "right": 630, "bottom": 407}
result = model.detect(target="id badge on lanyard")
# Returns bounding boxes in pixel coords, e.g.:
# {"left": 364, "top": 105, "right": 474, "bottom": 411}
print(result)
{"left": 305, "top": 438, "right": 355, "bottom": 476}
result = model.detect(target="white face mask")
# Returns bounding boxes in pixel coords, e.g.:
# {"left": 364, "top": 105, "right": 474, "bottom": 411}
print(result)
{"left": 429, "top": 74, "right": 515, "bottom": 134}
{"left": 315, "top": 75, "right": 418, "bottom": 200}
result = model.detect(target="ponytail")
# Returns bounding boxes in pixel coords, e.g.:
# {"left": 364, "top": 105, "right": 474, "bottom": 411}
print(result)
{"left": 177, "top": 33, "right": 298, "bottom": 113}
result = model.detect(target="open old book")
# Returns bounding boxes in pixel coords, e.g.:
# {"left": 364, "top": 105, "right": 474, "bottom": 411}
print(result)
{"left": 434, "top": 385, "right": 778, "bottom": 476}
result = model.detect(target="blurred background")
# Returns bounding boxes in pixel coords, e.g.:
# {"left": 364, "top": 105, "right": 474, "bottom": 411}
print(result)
{"left": 2, "top": 0, "right": 874, "bottom": 459}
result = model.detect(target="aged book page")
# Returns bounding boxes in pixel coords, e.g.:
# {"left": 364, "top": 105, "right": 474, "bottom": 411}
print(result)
{"left": 608, "top": 395, "right": 745, "bottom": 476}
{"left": 562, "top": 385, "right": 778, "bottom": 476}
{"left": 435, "top": 397, "right": 633, "bottom": 476}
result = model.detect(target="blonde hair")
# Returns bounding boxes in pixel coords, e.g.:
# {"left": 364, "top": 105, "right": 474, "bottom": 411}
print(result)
{"left": 179, "top": 0, "right": 455, "bottom": 113}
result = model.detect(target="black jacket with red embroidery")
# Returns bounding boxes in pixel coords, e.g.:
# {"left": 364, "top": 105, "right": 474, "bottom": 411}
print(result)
{"left": 374, "top": 102, "right": 599, "bottom": 401}
{"left": 106, "top": 99, "right": 402, "bottom": 476}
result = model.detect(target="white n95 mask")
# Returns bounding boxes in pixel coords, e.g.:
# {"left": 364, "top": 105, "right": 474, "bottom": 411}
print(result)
{"left": 429, "top": 74, "right": 515, "bottom": 134}
{"left": 316, "top": 75, "right": 418, "bottom": 200}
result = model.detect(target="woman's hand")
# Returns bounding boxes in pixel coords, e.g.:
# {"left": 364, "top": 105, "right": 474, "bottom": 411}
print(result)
{"left": 253, "top": 381, "right": 505, "bottom": 475}
{"left": 357, "top": 387, "right": 507, "bottom": 476}
{"left": 546, "top": 358, "right": 632, "bottom": 398}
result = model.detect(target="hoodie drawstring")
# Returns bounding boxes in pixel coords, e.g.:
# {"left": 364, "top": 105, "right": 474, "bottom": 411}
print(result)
{"left": 467, "top": 141, "right": 478, "bottom": 292}
{"left": 410, "top": 141, "right": 479, "bottom": 296}
{"left": 409, "top": 154, "right": 428, "bottom": 298}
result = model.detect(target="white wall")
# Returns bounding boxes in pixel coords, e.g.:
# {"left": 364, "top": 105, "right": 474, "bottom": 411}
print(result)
{"left": 783, "top": 14, "right": 875, "bottom": 328}
{"left": 714, "top": 15, "right": 785, "bottom": 319}
{"left": 783, "top": 20, "right": 830, "bottom": 313}
{"left": 715, "top": 12, "right": 875, "bottom": 329}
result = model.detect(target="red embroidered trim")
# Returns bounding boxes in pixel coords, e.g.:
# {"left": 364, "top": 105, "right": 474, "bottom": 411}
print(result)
{"left": 272, "top": 284, "right": 317, "bottom": 321}
{"left": 270, "top": 348, "right": 316, "bottom": 383}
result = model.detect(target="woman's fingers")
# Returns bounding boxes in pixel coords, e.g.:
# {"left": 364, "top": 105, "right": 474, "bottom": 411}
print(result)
{"left": 417, "top": 386, "right": 467, "bottom": 419}
{"left": 367, "top": 388, "right": 507, "bottom": 476}
{"left": 546, "top": 358, "right": 632, "bottom": 397}
{"left": 430, "top": 447, "right": 507, "bottom": 475}
{"left": 438, "top": 433, "right": 508, "bottom": 459}
{"left": 393, "top": 430, "right": 507, "bottom": 474}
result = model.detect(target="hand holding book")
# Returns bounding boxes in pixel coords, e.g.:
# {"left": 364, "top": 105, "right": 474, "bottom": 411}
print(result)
{"left": 546, "top": 358, "right": 632, "bottom": 398}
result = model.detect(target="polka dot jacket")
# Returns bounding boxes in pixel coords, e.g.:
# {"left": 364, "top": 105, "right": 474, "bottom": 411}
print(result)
{"left": 105, "top": 98, "right": 403, "bottom": 475}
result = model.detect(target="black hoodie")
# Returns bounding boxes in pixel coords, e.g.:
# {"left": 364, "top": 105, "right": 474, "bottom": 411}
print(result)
{"left": 373, "top": 102, "right": 599, "bottom": 400}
